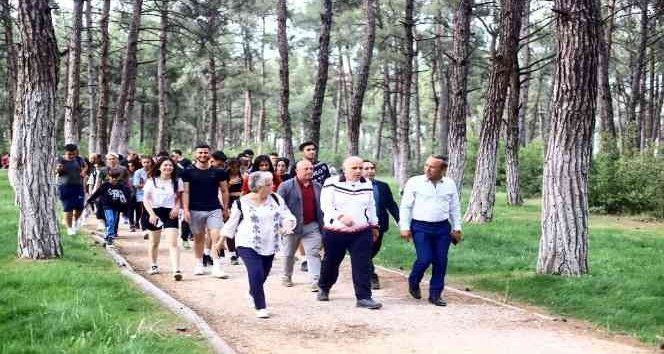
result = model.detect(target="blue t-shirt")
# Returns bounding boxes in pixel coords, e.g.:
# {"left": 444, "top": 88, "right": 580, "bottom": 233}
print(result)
{"left": 181, "top": 166, "right": 228, "bottom": 211}
{"left": 133, "top": 168, "right": 149, "bottom": 202}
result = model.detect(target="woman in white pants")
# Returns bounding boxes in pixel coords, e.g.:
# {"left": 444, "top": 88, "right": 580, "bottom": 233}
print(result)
{"left": 143, "top": 158, "right": 184, "bottom": 281}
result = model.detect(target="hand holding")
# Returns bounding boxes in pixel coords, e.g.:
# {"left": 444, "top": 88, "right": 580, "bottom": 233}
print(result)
{"left": 372, "top": 229, "right": 379, "bottom": 242}
{"left": 400, "top": 230, "right": 412, "bottom": 242}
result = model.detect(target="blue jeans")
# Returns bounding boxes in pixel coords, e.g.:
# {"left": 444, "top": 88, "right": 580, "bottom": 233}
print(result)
{"left": 237, "top": 247, "right": 275, "bottom": 310}
{"left": 104, "top": 209, "right": 120, "bottom": 243}
{"left": 408, "top": 220, "right": 452, "bottom": 299}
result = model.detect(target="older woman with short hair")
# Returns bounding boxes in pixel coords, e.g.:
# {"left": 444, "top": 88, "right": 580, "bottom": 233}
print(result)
{"left": 216, "top": 171, "right": 296, "bottom": 318}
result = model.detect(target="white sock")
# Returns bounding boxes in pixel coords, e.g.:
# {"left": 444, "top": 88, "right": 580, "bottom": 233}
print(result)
{"left": 204, "top": 249, "right": 211, "bottom": 256}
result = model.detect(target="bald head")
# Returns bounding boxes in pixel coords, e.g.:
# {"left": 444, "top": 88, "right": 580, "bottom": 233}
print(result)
{"left": 343, "top": 156, "right": 364, "bottom": 182}
{"left": 295, "top": 159, "right": 314, "bottom": 183}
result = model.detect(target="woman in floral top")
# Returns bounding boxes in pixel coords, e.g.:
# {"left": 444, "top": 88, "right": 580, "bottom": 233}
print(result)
{"left": 216, "top": 171, "right": 296, "bottom": 319}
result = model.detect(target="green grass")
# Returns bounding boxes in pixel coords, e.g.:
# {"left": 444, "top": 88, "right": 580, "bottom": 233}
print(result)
{"left": 0, "top": 171, "right": 211, "bottom": 354}
{"left": 375, "top": 176, "right": 664, "bottom": 345}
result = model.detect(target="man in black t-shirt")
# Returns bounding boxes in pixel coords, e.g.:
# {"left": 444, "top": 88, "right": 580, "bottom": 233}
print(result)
{"left": 182, "top": 144, "right": 230, "bottom": 278}
{"left": 56, "top": 144, "right": 88, "bottom": 235}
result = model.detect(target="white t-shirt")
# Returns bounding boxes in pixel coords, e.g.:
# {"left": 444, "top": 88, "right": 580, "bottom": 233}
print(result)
{"left": 143, "top": 177, "right": 184, "bottom": 209}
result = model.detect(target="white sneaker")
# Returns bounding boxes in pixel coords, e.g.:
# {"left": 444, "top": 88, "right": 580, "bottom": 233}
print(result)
{"left": 255, "top": 309, "right": 269, "bottom": 319}
{"left": 67, "top": 227, "right": 75, "bottom": 236}
{"left": 148, "top": 265, "right": 160, "bottom": 275}
{"left": 193, "top": 264, "right": 205, "bottom": 275}
{"left": 212, "top": 263, "right": 229, "bottom": 279}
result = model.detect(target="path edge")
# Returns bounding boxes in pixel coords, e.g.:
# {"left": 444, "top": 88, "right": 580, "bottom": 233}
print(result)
{"left": 88, "top": 232, "right": 237, "bottom": 354}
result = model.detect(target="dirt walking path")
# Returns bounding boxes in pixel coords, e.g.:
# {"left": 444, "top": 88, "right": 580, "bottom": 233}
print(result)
{"left": 86, "top": 220, "right": 657, "bottom": 354}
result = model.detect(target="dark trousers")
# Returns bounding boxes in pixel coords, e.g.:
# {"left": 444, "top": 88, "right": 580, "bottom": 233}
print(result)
{"left": 318, "top": 229, "right": 373, "bottom": 300}
{"left": 95, "top": 200, "right": 105, "bottom": 220}
{"left": 407, "top": 220, "right": 452, "bottom": 299}
{"left": 237, "top": 247, "right": 274, "bottom": 310}
{"left": 180, "top": 221, "right": 192, "bottom": 242}
{"left": 368, "top": 231, "right": 385, "bottom": 280}
{"left": 126, "top": 197, "right": 140, "bottom": 228}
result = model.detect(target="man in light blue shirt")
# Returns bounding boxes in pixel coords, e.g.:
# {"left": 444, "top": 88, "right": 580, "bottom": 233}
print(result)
{"left": 399, "top": 155, "right": 462, "bottom": 306}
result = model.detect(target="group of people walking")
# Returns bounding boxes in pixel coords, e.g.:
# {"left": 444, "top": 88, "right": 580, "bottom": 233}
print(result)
{"left": 56, "top": 140, "right": 462, "bottom": 319}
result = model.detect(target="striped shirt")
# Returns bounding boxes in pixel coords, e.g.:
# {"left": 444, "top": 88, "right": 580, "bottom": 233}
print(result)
{"left": 320, "top": 175, "right": 378, "bottom": 233}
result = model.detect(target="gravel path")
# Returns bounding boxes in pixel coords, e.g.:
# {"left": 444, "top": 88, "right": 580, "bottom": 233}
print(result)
{"left": 90, "top": 221, "right": 656, "bottom": 354}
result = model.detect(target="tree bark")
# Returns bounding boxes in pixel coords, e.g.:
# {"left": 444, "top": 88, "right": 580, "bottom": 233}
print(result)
{"left": 624, "top": 0, "right": 648, "bottom": 155}
{"left": 108, "top": 0, "right": 143, "bottom": 155}
{"left": 2, "top": 0, "right": 18, "bottom": 141}
{"left": 505, "top": 67, "right": 523, "bottom": 205}
{"left": 85, "top": 0, "right": 97, "bottom": 153}
{"left": 413, "top": 38, "right": 422, "bottom": 168}
{"left": 537, "top": 0, "right": 599, "bottom": 276}
{"left": 156, "top": 0, "right": 169, "bottom": 153}
{"left": 447, "top": 0, "right": 473, "bottom": 195}
{"left": 517, "top": 0, "right": 530, "bottom": 146}
{"left": 347, "top": 0, "right": 376, "bottom": 156}
{"left": 435, "top": 18, "right": 450, "bottom": 156}
{"left": 597, "top": 0, "right": 617, "bottom": 153}
{"left": 256, "top": 15, "right": 267, "bottom": 149}
{"left": 95, "top": 0, "right": 111, "bottom": 155}
{"left": 308, "top": 0, "right": 333, "bottom": 148}
{"left": 334, "top": 56, "right": 345, "bottom": 155}
{"left": 139, "top": 92, "right": 145, "bottom": 145}
{"left": 464, "top": 0, "right": 524, "bottom": 223}
{"left": 396, "top": 0, "right": 414, "bottom": 186}
{"left": 277, "top": 0, "right": 294, "bottom": 161}
{"left": 64, "top": 0, "right": 83, "bottom": 145}
{"left": 10, "top": 0, "right": 62, "bottom": 259}
{"left": 206, "top": 54, "right": 218, "bottom": 147}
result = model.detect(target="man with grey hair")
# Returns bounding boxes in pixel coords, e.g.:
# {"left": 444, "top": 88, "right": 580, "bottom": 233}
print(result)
{"left": 317, "top": 156, "right": 382, "bottom": 309}
{"left": 277, "top": 159, "right": 324, "bottom": 291}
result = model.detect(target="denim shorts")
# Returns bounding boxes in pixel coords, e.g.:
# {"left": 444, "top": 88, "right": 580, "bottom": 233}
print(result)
{"left": 190, "top": 209, "right": 223, "bottom": 235}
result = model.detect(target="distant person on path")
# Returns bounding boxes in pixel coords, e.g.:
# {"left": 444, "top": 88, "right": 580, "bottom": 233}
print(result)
{"left": 275, "top": 157, "right": 292, "bottom": 182}
{"left": 317, "top": 156, "right": 382, "bottom": 310}
{"left": 298, "top": 141, "right": 331, "bottom": 271}
{"left": 182, "top": 144, "right": 230, "bottom": 278}
{"left": 216, "top": 171, "right": 296, "bottom": 318}
{"left": 86, "top": 168, "right": 131, "bottom": 248}
{"left": 126, "top": 160, "right": 141, "bottom": 232}
{"left": 171, "top": 149, "right": 192, "bottom": 170}
{"left": 241, "top": 155, "right": 281, "bottom": 194}
{"left": 277, "top": 159, "right": 324, "bottom": 291}
{"left": 87, "top": 154, "right": 106, "bottom": 231}
{"left": 362, "top": 160, "right": 399, "bottom": 290}
{"left": 133, "top": 155, "right": 154, "bottom": 237}
{"left": 143, "top": 158, "right": 184, "bottom": 281}
{"left": 56, "top": 144, "right": 88, "bottom": 235}
{"left": 399, "top": 155, "right": 462, "bottom": 307}
{"left": 224, "top": 158, "right": 243, "bottom": 265}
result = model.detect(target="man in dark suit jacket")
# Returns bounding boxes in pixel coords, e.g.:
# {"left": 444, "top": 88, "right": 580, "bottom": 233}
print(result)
{"left": 362, "top": 160, "right": 400, "bottom": 289}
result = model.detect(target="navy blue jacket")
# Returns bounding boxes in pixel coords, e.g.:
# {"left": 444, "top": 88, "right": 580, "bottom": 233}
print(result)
{"left": 372, "top": 179, "right": 399, "bottom": 233}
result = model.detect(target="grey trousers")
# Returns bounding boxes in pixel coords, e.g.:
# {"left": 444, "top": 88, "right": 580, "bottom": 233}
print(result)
{"left": 283, "top": 222, "right": 322, "bottom": 282}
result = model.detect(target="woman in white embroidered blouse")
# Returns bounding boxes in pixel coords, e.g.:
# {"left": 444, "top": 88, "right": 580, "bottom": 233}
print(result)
{"left": 215, "top": 171, "right": 295, "bottom": 319}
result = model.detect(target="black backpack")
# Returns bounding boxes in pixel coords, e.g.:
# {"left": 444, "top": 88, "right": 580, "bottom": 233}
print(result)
{"left": 236, "top": 193, "right": 280, "bottom": 223}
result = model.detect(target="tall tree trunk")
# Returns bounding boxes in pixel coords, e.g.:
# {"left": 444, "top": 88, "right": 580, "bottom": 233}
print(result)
{"left": 95, "top": 0, "right": 111, "bottom": 155}
{"left": 334, "top": 56, "right": 345, "bottom": 155}
{"left": 505, "top": 67, "right": 523, "bottom": 205}
{"left": 396, "top": 0, "right": 414, "bottom": 186}
{"left": 277, "top": 0, "right": 294, "bottom": 161}
{"left": 435, "top": 17, "right": 450, "bottom": 156}
{"left": 139, "top": 93, "right": 145, "bottom": 145}
{"left": 85, "top": 0, "right": 97, "bottom": 153}
{"left": 256, "top": 16, "right": 267, "bottom": 150}
{"left": 624, "top": 0, "right": 648, "bottom": 155}
{"left": 447, "top": 0, "right": 473, "bottom": 195}
{"left": 377, "top": 66, "right": 392, "bottom": 162}
{"left": 531, "top": 70, "right": 544, "bottom": 142}
{"left": 413, "top": 38, "right": 422, "bottom": 168}
{"left": 10, "top": 0, "right": 62, "bottom": 258}
{"left": 64, "top": 0, "right": 83, "bottom": 145}
{"left": 645, "top": 48, "right": 655, "bottom": 149}
{"left": 597, "top": 0, "right": 617, "bottom": 153}
{"left": 465, "top": 0, "right": 524, "bottom": 223}
{"left": 537, "top": 0, "right": 599, "bottom": 276}
{"left": 347, "top": 0, "right": 376, "bottom": 156}
{"left": 2, "top": 0, "right": 18, "bottom": 141}
{"left": 391, "top": 66, "right": 401, "bottom": 176}
{"left": 243, "top": 90, "right": 253, "bottom": 143}
{"left": 58, "top": 49, "right": 69, "bottom": 144}
{"left": 109, "top": 0, "right": 143, "bottom": 155}
{"left": 518, "top": 0, "right": 530, "bottom": 146}
{"left": 242, "top": 27, "right": 253, "bottom": 143}
{"left": 308, "top": 0, "right": 333, "bottom": 148}
{"left": 206, "top": 54, "right": 218, "bottom": 146}
{"left": 156, "top": 0, "right": 169, "bottom": 153}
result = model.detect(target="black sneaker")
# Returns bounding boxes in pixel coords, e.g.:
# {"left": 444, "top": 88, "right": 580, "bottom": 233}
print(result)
{"left": 230, "top": 256, "right": 239, "bottom": 265}
{"left": 429, "top": 297, "right": 448, "bottom": 306}
{"left": 356, "top": 298, "right": 382, "bottom": 309}
{"left": 317, "top": 289, "right": 329, "bottom": 301}
{"left": 174, "top": 271, "right": 183, "bottom": 281}
{"left": 408, "top": 283, "right": 421, "bottom": 299}
{"left": 203, "top": 254, "right": 214, "bottom": 267}
{"left": 300, "top": 260, "right": 308, "bottom": 272}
